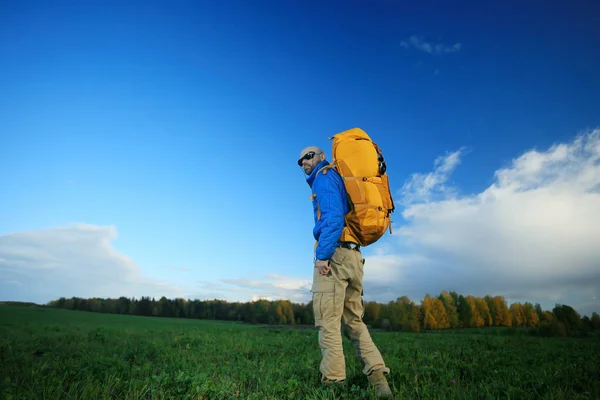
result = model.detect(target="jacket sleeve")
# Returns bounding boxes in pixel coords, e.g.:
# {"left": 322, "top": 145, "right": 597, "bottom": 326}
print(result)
{"left": 314, "top": 172, "right": 345, "bottom": 260}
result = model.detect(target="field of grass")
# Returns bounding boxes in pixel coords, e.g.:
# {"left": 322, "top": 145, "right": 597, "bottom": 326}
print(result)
{"left": 1, "top": 305, "right": 599, "bottom": 399}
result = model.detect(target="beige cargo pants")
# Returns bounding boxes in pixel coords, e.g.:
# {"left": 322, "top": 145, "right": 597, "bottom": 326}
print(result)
{"left": 311, "top": 246, "right": 390, "bottom": 382}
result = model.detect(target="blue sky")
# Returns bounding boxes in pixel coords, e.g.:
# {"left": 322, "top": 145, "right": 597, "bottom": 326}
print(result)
{"left": 1, "top": 1, "right": 599, "bottom": 317}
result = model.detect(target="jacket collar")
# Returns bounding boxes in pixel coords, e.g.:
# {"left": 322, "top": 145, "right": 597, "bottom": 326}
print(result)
{"left": 306, "top": 160, "right": 329, "bottom": 188}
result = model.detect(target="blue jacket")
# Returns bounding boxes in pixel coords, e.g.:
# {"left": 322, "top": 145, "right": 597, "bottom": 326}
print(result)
{"left": 306, "top": 160, "right": 350, "bottom": 260}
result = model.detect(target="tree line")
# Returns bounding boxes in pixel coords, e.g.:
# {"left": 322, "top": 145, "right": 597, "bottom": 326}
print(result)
{"left": 47, "top": 291, "right": 600, "bottom": 337}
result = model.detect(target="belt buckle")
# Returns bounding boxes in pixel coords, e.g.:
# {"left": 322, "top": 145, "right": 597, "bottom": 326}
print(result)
{"left": 342, "top": 242, "right": 359, "bottom": 250}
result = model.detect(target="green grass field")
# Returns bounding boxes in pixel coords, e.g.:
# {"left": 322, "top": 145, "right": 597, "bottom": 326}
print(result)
{"left": 1, "top": 305, "right": 598, "bottom": 399}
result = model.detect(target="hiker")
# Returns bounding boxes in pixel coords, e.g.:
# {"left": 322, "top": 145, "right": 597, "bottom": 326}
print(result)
{"left": 298, "top": 143, "right": 393, "bottom": 399}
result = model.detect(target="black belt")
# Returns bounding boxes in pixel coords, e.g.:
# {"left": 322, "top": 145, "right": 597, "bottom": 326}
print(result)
{"left": 338, "top": 242, "right": 360, "bottom": 251}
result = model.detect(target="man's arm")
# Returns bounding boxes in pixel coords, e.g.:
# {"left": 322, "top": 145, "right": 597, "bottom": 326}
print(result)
{"left": 314, "top": 172, "right": 345, "bottom": 261}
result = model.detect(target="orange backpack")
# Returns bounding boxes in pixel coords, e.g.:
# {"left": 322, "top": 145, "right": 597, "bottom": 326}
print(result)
{"left": 319, "top": 127, "right": 395, "bottom": 246}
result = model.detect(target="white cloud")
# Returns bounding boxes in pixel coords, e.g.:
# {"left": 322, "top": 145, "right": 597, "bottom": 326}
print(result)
{"left": 264, "top": 273, "right": 311, "bottom": 291}
{"left": 400, "top": 148, "right": 466, "bottom": 206}
{"left": 2, "top": 129, "right": 599, "bottom": 319}
{"left": 0, "top": 224, "right": 186, "bottom": 303}
{"left": 365, "top": 128, "right": 600, "bottom": 317}
{"left": 0, "top": 225, "right": 314, "bottom": 306}
{"left": 215, "top": 274, "right": 312, "bottom": 303}
{"left": 252, "top": 295, "right": 273, "bottom": 301}
{"left": 400, "top": 35, "right": 462, "bottom": 54}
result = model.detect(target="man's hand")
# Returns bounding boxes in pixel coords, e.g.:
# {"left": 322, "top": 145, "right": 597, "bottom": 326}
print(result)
{"left": 315, "top": 259, "right": 331, "bottom": 275}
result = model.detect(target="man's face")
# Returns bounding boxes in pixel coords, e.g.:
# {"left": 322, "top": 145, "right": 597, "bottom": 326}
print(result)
{"left": 298, "top": 148, "right": 323, "bottom": 175}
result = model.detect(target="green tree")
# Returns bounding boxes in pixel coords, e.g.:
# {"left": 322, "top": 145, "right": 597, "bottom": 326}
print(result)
{"left": 522, "top": 302, "right": 539, "bottom": 328}
{"left": 552, "top": 304, "right": 583, "bottom": 336}
{"left": 364, "top": 301, "right": 381, "bottom": 325}
{"left": 591, "top": 312, "right": 600, "bottom": 330}
{"left": 457, "top": 295, "right": 473, "bottom": 328}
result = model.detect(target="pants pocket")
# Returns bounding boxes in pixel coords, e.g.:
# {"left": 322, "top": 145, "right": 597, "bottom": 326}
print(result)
{"left": 330, "top": 248, "right": 348, "bottom": 266}
{"left": 311, "top": 271, "right": 335, "bottom": 323}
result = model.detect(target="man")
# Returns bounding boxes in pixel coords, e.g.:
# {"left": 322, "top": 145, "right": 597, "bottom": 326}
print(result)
{"left": 298, "top": 145, "right": 393, "bottom": 399}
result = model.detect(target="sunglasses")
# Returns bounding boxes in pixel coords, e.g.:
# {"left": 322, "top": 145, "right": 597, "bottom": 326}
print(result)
{"left": 297, "top": 151, "right": 320, "bottom": 166}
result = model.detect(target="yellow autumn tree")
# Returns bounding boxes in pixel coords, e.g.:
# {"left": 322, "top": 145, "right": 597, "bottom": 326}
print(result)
{"left": 275, "top": 304, "right": 287, "bottom": 324}
{"left": 432, "top": 297, "right": 449, "bottom": 329}
{"left": 484, "top": 295, "right": 497, "bottom": 326}
{"left": 492, "top": 296, "right": 512, "bottom": 326}
{"left": 438, "top": 290, "right": 460, "bottom": 328}
{"left": 522, "top": 302, "right": 539, "bottom": 328}
{"left": 475, "top": 297, "right": 493, "bottom": 327}
{"left": 541, "top": 311, "right": 555, "bottom": 323}
{"left": 510, "top": 303, "right": 525, "bottom": 327}
{"left": 466, "top": 296, "right": 484, "bottom": 327}
{"left": 421, "top": 294, "right": 437, "bottom": 330}
{"left": 284, "top": 300, "right": 296, "bottom": 325}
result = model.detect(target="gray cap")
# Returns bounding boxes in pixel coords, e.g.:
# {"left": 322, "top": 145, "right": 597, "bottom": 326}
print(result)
{"left": 299, "top": 146, "right": 323, "bottom": 159}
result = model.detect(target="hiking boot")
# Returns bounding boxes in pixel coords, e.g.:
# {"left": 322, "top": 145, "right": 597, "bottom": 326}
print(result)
{"left": 321, "top": 377, "right": 346, "bottom": 387}
{"left": 368, "top": 370, "right": 393, "bottom": 399}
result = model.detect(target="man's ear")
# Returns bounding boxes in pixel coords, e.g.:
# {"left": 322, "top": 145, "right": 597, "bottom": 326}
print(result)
{"left": 320, "top": 152, "right": 326, "bottom": 161}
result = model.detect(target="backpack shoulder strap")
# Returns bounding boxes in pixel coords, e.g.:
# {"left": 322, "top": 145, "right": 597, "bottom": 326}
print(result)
{"left": 316, "top": 164, "right": 335, "bottom": 177}
{"left": 312, "top": 164, "right": 337, "bottom": 222}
